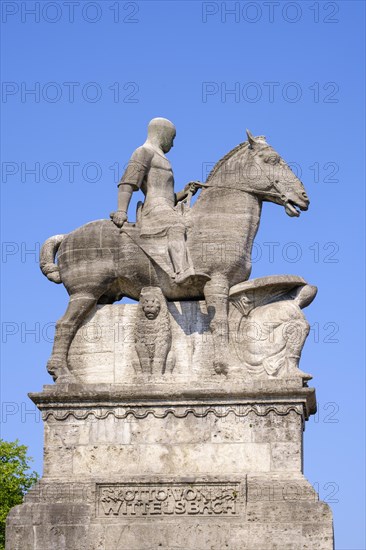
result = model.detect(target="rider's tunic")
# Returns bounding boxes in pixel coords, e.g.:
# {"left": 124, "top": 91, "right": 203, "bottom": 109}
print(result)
{"left": 119, "top": 144, "right": 185, "bottom": 238}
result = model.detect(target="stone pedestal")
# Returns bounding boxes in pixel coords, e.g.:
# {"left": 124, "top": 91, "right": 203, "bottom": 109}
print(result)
{"left": 6, "top": 382, "right": 333, "bottom": 549}
{"left": 6, "top": 303, "right": 334, "bottom": 549}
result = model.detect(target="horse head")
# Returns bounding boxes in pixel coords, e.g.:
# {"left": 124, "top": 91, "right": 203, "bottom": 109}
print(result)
{"left": 245, "top": 130, "right": 309, "bottom": 217}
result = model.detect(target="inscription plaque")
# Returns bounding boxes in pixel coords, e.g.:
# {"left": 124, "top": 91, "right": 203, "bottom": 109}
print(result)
{"left": 97, "top": 482, "right": 240, "bottom": 517}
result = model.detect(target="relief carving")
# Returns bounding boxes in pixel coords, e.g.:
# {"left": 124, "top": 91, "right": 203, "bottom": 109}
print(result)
{"left": 98, "top": 483, "right": 240, "bottom": 517}
{"left": 135, "top": 286, "right": 173, "bottom": 374}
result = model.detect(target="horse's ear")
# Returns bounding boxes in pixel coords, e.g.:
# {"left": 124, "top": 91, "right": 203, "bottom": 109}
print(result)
{"left": 246, "top": 129, "right": 256, "bottom": 148}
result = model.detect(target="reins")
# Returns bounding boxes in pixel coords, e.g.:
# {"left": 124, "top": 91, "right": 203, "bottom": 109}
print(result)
{"left": 199, "top": 146, "right": 287, "bottom": 201}
{"left": 200, "top": 182, "right": 283, "bottom": 199}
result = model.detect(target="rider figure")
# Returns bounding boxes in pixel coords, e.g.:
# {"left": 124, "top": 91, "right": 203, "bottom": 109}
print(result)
{"left": 111, "top": 118, "right": 201, "bottom": 284}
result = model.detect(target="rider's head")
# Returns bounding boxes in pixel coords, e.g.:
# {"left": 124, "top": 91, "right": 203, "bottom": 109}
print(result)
{"left": 147, "top": 117, "right": 176, "bottom": 153}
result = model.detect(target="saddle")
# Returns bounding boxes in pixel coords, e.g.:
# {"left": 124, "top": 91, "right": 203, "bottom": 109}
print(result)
{"left": 120, "top": 201, "right": 176, "bottom": 279}
{"left": 120, "top": 200, "right": 209, "bottom": 286}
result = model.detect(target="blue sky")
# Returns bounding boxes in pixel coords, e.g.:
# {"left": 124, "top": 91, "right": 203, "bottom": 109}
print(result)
{"left": 1, "top": 1, "right": 365, "bottom": 548}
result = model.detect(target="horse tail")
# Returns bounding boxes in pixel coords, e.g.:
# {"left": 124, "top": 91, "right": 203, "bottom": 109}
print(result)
{"left": 40, "top": 234, "right": 65, "bottom": 284}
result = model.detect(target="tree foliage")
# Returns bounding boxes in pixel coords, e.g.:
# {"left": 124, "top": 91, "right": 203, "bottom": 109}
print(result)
{"left": 0, "top": 439, "right": 39, "bottom": 549}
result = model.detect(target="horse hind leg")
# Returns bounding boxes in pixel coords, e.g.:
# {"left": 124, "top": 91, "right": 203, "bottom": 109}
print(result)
{"left": 47, "top": 292, "right": 99, "bottom": 382}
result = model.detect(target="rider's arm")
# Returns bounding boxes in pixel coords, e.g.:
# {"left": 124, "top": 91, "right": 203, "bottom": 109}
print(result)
{"left": 175, "top": 189, "right": 189, "bottom": 203}
{"left": 118, "top": 183, "right": 134, "bottom": 214}
{"left": 111, "top": 146, "right": 153, "bottom": 227}
{"left": 175, "top": 181, "right": 202, "bottom": 204}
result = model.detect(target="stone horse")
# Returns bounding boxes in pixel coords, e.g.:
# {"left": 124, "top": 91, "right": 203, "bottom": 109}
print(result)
{"left": 40, "top": 131, "right": 309, "bottom": 381}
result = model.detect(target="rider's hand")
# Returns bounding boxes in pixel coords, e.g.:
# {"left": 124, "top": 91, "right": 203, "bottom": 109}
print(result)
{"left": 110, "top": 210, "right": 128, "bottom": 228}
{"left": 185, "top": 181, "right": 202, "bottom": 196}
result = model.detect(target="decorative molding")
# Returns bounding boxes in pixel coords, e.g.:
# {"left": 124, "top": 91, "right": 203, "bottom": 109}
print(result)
{"left": 42, "top": 403, "right": 304, "bottom": 421}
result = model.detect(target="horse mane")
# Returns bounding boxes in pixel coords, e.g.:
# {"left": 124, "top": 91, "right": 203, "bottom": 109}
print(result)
{"left": 206, "top": 140, "right": 250, "bottom": 183}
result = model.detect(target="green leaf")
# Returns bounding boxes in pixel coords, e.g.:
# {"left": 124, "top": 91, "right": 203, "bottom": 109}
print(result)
{"left": 0, "top": 439, "right": 39, "bottom": 548}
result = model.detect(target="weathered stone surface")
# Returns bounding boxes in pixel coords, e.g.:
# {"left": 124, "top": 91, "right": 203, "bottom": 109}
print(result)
{"left": 68, "top": 301, "right": 215, "bottom": 384}
{"left": 230, "top": 277, "right": 317, "bottom": 380}
{"left": 6, "top": 124, "right": 334, "bottom": 549}
{"left": 135, "top": 287, "right": 173, "bottom": 375}
{"left": 6, "top": 383, "right": 333, "bottom": 549}
{"left": 39, "top": 126, "right": 311, "bottom": 381}
{"left": 67, "top": 298, "right": 315, "bottom": 385}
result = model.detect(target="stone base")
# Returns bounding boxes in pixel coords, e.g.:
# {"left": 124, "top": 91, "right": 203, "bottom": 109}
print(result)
{"left": 6, "top": 382, "right": 334, "bottom": 549}
{"left": 7, "top": 481, "right": 333, "bottom": 549}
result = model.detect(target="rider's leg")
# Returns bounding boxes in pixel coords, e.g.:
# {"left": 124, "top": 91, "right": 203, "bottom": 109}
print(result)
{"left": 167, "top": 225, "right": 194, "bottom": 282}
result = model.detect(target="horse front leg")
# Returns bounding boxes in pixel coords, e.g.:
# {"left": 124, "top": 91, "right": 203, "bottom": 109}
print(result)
{"left": 204, "top": 276, "right": 230, "bottom": 375}
{"left": 47, "top": 293, "right": 97, "bottom": 383}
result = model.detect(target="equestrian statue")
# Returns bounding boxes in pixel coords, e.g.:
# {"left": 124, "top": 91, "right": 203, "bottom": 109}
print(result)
{"left": 40, "top": 118, "right": 310, "bottom": 382}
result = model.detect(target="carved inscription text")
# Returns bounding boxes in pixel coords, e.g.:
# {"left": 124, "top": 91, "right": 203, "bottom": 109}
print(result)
{"left": 97, "top": 482, "right": 240, "bottom": 517}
